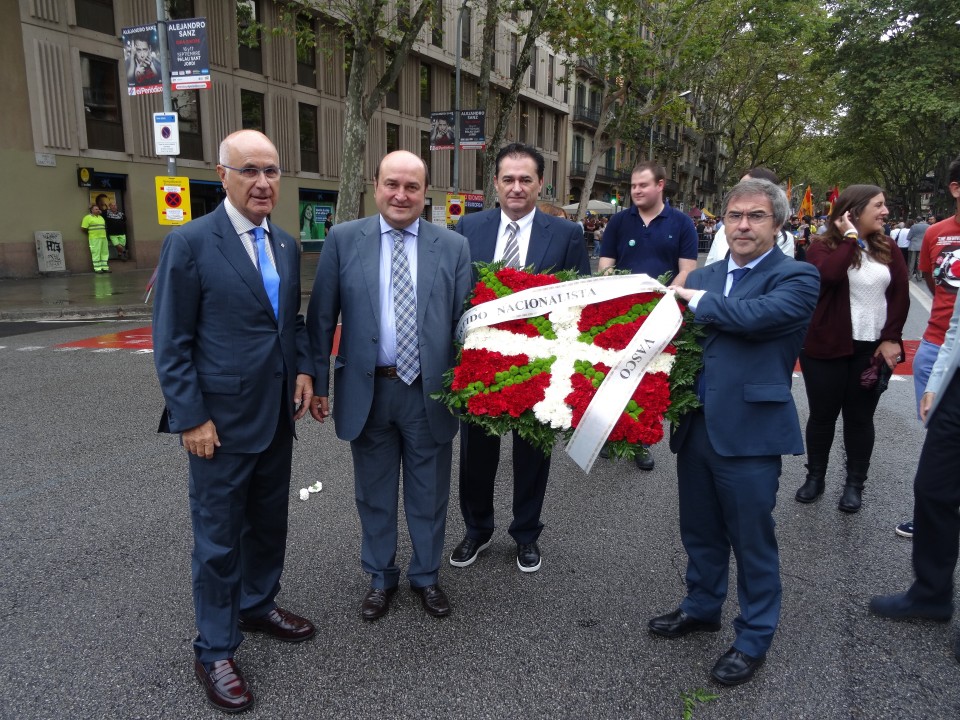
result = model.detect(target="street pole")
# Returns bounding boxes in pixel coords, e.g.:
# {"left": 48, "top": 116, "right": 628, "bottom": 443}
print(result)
{"left": 156, "top": 0, "right": 176, "bottom": 175}
{"left": 453, "top": 0, "right": 468, "bottom": 195}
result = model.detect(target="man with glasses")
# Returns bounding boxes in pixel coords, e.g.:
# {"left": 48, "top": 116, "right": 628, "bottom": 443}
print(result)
{"left": 649, "top": 179, "right": 819, "bottom": 686}
{"left": 153, "top": 129, "right": 316, "bottom": 713}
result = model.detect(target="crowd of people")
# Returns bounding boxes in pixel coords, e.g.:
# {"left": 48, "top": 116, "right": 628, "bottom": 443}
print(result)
{"left": 150, "top": 129, "right": 960, "bottom": 713}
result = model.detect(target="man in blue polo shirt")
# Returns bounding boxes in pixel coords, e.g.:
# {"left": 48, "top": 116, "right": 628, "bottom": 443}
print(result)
{"left": 599, "top": 160, "right": 698, "bottom": 471}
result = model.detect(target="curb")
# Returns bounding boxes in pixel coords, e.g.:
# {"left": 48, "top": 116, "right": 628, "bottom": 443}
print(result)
{"left": 0, "top": 306, "right": 154, "bottom": 322}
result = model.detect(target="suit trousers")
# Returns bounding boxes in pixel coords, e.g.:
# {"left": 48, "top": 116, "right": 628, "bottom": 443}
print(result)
{"left": 458, "top": 422, "right": 551, "bottom": 545}
{"left": 351, "top": 376, "right": 452, "bottom": 589}
{"left": 188, "top": 403, "right": 291, "bottom": 664}
{"left": 677, "top": 412, "right": 782, "bottom": 658}
{"left": 909, "top": 373, "right": 960, "bottom": 607}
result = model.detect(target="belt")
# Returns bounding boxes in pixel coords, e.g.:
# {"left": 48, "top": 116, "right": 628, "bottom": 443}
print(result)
{"left": 375, "top": 366, "right": 399, "bottom": 378}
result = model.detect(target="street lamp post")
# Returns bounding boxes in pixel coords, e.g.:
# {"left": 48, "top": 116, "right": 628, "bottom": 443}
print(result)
{"left": 649, "top": 89, "right": 691, "bottom": 162}
{"left": 453, "top": 0, "right": 469, "bottom": 195}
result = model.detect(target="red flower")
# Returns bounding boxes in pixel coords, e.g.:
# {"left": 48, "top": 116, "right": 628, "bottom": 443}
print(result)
{"left": 466, "top": 373, "right": 551, "bottom": 417}
{"left": 452, "top": 348, "right": 529, "bottom": 389}
{"left": 492, "top": 318, "right": 542, "bottom": 337}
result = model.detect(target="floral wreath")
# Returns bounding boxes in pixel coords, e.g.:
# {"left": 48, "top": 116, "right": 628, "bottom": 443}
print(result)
{"left": 435, "top": 263, "right": 703, "bottom": 466}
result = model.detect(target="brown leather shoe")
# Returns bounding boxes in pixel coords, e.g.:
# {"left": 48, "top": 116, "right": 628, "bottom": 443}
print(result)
{"left": 361, "top": 587, "right": 397, "bottom": 621}
{"left": 194, "top": 658, "right": 253, "bottom": 713}
{"left": 238, "top": 607, "right": 315, "bottom": 642}
{"left": 411, "top": 584, "right": 451, "bottom": 617}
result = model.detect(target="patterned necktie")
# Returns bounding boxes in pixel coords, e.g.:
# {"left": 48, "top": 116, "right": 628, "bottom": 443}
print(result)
{"left": 391, "top": 229, "right": 420, "bottom": 384}
{"left": 728, "top": 266, "right": 750, "bottom": 294}
{"left": 253, "top": 227, "right": 280, "bottom": 319}
{"left": 501, "top": 221, "right": 521, "bottom": 268}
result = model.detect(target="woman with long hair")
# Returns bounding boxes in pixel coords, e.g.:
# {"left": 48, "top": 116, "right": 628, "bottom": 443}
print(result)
{"left": 795, "top": 185, "right": 909, "bottom": 513}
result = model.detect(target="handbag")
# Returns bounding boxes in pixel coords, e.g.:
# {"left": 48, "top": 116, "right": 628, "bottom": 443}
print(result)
{"left": 860, "top": 354, "right": 893, "bottom": 394}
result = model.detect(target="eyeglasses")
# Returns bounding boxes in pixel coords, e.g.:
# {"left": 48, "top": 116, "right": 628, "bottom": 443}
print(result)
{"left": 221, "top": 164, "right": 282, "bottom": 180}
{"left": 725, "top": 211, "right": 774, "bottom": 224}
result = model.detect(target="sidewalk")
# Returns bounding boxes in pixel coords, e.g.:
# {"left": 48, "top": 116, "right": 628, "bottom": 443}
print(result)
{"left": 0, "top": 254, "right": 321, "bottom": 321}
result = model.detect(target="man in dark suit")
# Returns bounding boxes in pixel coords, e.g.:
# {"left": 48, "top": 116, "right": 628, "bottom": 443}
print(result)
{"left": 649, "top": 179, "right": 819, "bottom": 686}
{"left": 153, "top": 130, "right": 316, "bottom": 713}
{"left": 308, "top": 150, "right": 471, "bottom": 621}
{"left": 449, "top": 142, "right": 591, "bottom": 574}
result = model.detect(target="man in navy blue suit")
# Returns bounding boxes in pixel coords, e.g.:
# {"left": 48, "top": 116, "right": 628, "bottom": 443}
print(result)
{"left": 153, "top": 130, "right": 316, "bottom": 713}
{"left": 449, "top": 143, "right": 590, "bottom": 574}
{"left": 649, "top": 179, "right": 819, "bottom": 686}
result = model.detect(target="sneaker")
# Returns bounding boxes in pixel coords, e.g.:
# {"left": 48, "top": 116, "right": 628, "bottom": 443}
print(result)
{"left": 449, "top": 536, "right": 492, "bottom": 568}
{"left": 895, "top": 520, "right": 914, "bottom": 539}
{"left": 517, "top": 542, "right": 541, "bottom": 573}
{"left": 635, "top": 448, "right": 655, "bottom": 471}
{"left": 599, "top": 447, "right": 610, "bottom": 459}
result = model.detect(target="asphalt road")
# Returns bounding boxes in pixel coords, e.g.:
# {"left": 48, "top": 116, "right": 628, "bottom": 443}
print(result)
{"left": 0, "top": 312, "right": 957, "bottom": 720}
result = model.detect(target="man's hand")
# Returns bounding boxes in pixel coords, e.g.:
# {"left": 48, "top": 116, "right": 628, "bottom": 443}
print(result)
{"left": 919, "top": 391, "right": 936, "bottom": 424}
{"left": 672, "top": 286, "right": 697, "bottom": 303}
{"left": 310, "top": 396, "right": 330, "bottom": 423}
{"left": 294, "top": 373, "right": 314, "bottom": 420}
{"left": 182, "top": 420, "right": 220, "bottom": 460}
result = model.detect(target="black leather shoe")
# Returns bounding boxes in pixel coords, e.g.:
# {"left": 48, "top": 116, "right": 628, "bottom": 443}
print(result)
{"left": 238, "top": 607, "right": 315, "bottom": 642}
{"left": 711, "top": 647, "right": 765, "bottom": 686}
{"left": 795, "top": 476, "right": 825, "bottom": 503}
{"left": 360, "top": 586, "right": 397, "bottom": 621}
{"left": 411, "top": 584, "right": 451, "bottom": 617}
{"left": 869, "top": 591, "right": 952, "bottom": 621}
{"left": 194, "top": 658, "right": 253, "bottom": 713}
{"left": 635, "top": 448, "right": 655, "bottom": 471}
{"left": 449, "top": 536, "right": 492, "bottom": 568}
{"left": 517, "top": 542, "right": 542, "bottom": 573}
{"left": 648, "top": 608, "right": 722, "bottom": 638}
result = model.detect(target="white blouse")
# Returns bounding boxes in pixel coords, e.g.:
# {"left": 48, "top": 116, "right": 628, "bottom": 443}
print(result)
{"left": 848, "top": 252, "right": 891, "bottom": 342}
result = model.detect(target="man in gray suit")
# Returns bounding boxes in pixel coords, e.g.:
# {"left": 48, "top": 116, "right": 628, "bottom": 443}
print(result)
{"left": 870, "top": 294, "right": 960, "bottom": 662}
{"left": 308, "top": 150, "right": 471, "bottom": 620}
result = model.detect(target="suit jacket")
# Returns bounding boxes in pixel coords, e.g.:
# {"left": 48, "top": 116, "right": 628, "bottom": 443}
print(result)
{"left": 307, "top": 216, "right": 472, "bottom": 444}
{"left": 670, "top": 247, "right": 820, "bottom": 457}
{"left": 152, "top": 203, "right": 313, "bottom": 452}
{"left": 926, "top": 295, "right": 960, "bottom": 422}
{"left": 455, "top": 207, "right": 591, "bottom": 276}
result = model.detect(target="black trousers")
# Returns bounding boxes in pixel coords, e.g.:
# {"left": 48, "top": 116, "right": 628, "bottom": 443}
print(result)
{"left": 910, "top": 373, "right": 960, "bottom": 605}
{"left": 799, "top": 341, "right": 882, "bottom": 468}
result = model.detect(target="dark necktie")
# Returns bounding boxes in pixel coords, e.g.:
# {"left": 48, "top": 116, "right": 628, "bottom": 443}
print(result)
{"left": 391, "top": 229, "right": 420, "bottom": 384}
{"left": 501, "top": 222, "right": 521, "bottom": 268}
{"left": 253, "top": 227, "right": 280, "bottom": 318}
{"left": 728, "top": 266, "right": 750, "bottom": 294}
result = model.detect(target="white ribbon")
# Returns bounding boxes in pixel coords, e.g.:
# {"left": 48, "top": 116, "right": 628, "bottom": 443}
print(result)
{"left": 456, "top": 274, "right": 683, "bottom": 472}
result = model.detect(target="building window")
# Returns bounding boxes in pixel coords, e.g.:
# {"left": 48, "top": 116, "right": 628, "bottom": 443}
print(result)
{"left": 76, "top": 0, "right": 115, "bottom": 35}
{"left": 299, "top": 103, "right": 319, "bottom": 173}
{"left": 396, "top": 0, "right": 410, "bottom": 30}
{"left": 461, "top": 7, "right": 472, "bottom": 58}
{"left": 241, "top": 89, "right": 264, "bottom": 131}
{"left": 420, "top": 130, "right": 432, "bottom": 180}
{"left": 547, "top": 55, "right": 554, "bottom": 97}
{"left": 510, "top": 34, "right": 518, "bottom": 76}
{"left": 518, "top": 102, "right": 528, "bottom": 144}
{"left": 385, "top": 53, "right": 400, "bottom": 110}
{"left": 166, "top": 0, "right": 195, "bottom": 18}
{"left": 551, "top": 160, "right": 558, "bottom": 196}
{"left": 476, "top": 157, "right": 484, "bottom": 190}
{"left": 420, "top": 63, "right": 431, "bottom": 118}
{"left": 296, "top": 14, "right": 316, "bottom": 87}
{"left": 537, "top": 109, "right": 544, "bottom": 148}
{"left": 80, "top": 53, "right": 123, "bottom": 152}
{"left": 386, "top": 122, "right": 400, "bottom": 153}
{"left": 529, "top": 46, "right": 537, "bottom": 91}
{"left": 237, "top": 0, "right": 262, "bottom": 74}
{"left": 450, "top": 72, "right": 456, "bottom": 109}
{"left": 173, "top": 90, "right": 202, "bottom": 160}
{"left": 573, "top": 135, "right": 584, "bottom": 164}
{"left": 432, "top": 0, "right": 443, "bottom": 47}
{"left": 553, "top": 114, "right": 560, "bottom": 151}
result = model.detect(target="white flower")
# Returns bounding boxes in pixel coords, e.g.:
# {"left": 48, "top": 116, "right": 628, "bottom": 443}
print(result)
{"left": 299, "top": 488, "right": 311, "bottom": 501}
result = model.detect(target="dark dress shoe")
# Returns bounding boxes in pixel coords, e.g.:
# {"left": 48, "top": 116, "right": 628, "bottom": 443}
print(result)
{"left": 710, "top": 647, "right": 765, "bottom": 686}
{"left": 194, "top": 658, "right": 253, "bottom": 713}
{"left": 450, "top": 535, "right": 493, "bottom": 567}
{"left": 635, "top": 448, "right": 655, "bottom": 471}
{"left": 648, "top": 608, "right": 722, "bottom": 638}
{"left": 517, "top": 542, "right": 542, "bottom": 572}
{"left": 412, "top": 584, "right": 451, "bottom": 617}
{"left": 794, "top": 476, "right": 825, "bottom": 503}
{"left": 869, "top": 591, "right": 952, "bottom": 621}
{"left": 238, "top": 607, "right": 315, "bottom": 642}
{"left": 361, "top": 586, "right": 397, "bottom": 621}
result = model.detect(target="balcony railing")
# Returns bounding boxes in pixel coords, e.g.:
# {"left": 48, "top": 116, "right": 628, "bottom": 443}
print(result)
{"left": 572, "top": 105, "right": 601, "bottom": 126}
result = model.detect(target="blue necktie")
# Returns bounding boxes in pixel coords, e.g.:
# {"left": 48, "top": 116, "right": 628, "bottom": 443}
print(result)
{"left": 391, "top": 229, "right": 420, "bottom": 384}
{"left": 728, "top": 266, "right": 750, "bottom": 294}
{"left": 253, "top": 227, "right": 280, "bottom": 319}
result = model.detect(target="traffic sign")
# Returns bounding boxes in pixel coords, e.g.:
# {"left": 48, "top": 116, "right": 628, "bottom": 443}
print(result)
{"left": 153, "top": 113, "right": 180, "bottom": 156}
{"left": 446, "top": 193, "right": 465, "bottom": 227}
{"left": 155, "top": 176, "right": 192, "bottom": 225}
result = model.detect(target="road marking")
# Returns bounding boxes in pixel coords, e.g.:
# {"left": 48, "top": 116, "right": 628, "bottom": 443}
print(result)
{"left": 16, "top": 346, "right": 44, "bottom": 351}
{"left": 909, "top": 280, "right": 932, "bottom": 313}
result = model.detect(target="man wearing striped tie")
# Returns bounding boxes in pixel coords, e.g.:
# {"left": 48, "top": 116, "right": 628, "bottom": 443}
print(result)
{"left": 450, "top": 143, "right": 590, "bottom": 575}
{"left": 308, "top": 151, "right": 472, "bottom": 621}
